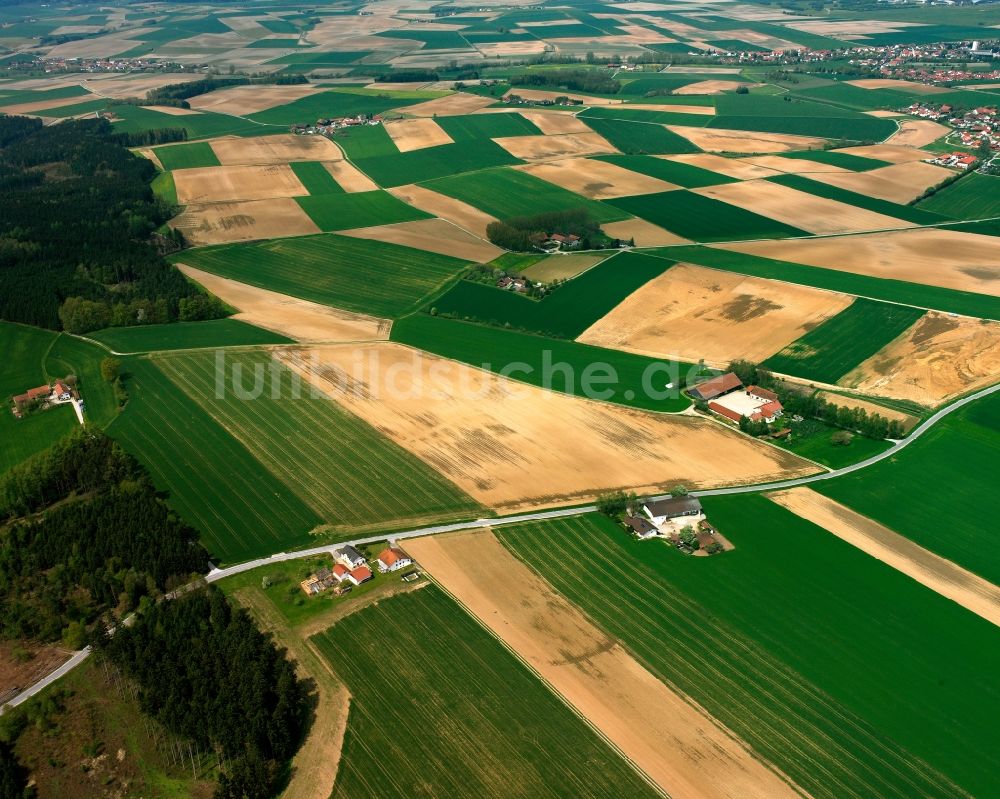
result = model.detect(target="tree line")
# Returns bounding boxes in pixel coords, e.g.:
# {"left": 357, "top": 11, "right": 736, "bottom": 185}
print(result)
{"left": 486, "top": 207, "right": 605, "bottom": 251}
{"left": 0, "top": 115, "right": 222, "bottom": 331}
{"left": 510, "top": 68, "right": 621, "bottom": 95}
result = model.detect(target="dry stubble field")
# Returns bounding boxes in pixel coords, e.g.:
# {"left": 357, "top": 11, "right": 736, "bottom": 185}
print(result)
{"left": 516, "top": 157, "right": 678, "bottom": 198}
{"left": 665, "top": 126, "right": 827, "bottom": 153}
{"left": 171, "top": 198, "right": 320, "bottom": 245}
{"left": 339, "top": 218, "right": 503, "bottom": 262}
{"left": 173, "top": 164, "right": 307, "bottom": 203}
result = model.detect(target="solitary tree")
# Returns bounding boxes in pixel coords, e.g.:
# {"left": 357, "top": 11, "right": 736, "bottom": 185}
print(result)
{"left": 101, "top": 357, "right": 121, "bottom": 384}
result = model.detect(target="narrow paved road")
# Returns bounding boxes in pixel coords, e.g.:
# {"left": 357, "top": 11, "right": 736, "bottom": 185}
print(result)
{"left": 4, "top": 380, "right": 998, "bottom": 713}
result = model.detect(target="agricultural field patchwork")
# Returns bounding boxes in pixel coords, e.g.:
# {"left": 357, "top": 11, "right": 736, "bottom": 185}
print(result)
{"left": 88, "top": 319, "right": 292, "bottom": 354}
{"left": 294, "top": 189, "right": 432, "bottom": 231}
{"left": 152, "top": 141, "right": 221, "bottom": 171}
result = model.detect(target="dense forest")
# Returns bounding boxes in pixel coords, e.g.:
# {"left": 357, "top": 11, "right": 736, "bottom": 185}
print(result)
{"left": 486, "top": 208, "right": 606, "bottom": 251}
{"left": 0, "top": 115, "right": 222, "bottom": 331}
{"left": 97, "top": 586, "right": 308, "bottom": 799}
{"left": 0, "top": 427, "right": 208, "bottom": 644}
{"left": 510, "top": 69, "right": 621, "bottom": 95}
{"left": 0, "top": 741, "right": 31, "bottom": 799}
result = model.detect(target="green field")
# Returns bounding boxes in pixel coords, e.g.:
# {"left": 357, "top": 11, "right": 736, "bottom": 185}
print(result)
{"left": 763, "top": 299, "right": 925, "bottom": 383}
{"left": 435, "top": 111, "right": 542, "bottom": 140}
{"left": 578, "top": 106, "right": 713, "bottom": 127}
{"left": 817, "top": 390, "right": 1000, "bottom": 583}
{"left": 423, "top": 167, "right": 629, "bottom": 223}
{"left": 44, "top": 334, "right": 119, "bottom": 428}
{"left": 150, "top": 170, "right": 177, "bottom": 205}
{"left": 111, "top": 105, "right": 276, "bottom": 139}
{"left": 352, "top": 140, "right": 524, "bottom": 187}
{"left": 391, "top": 314, "right": 695, "bottom": 412}
{"left": 313, "top": 586, "right": 661, "bottom": 799}
{"left": 88, "top": 319, "right": 292, "bottom": 353}
{"left": 498, "top": 507, "right": 999, "bottom": 799}
{"left": 766, "top": 174, "right": 950, "bottom": 224}
{"left": 578, "top": 116, "right": 702, "bottom": 155}
{"left": 655, "top": 246, "right": 1000, "bottom": 320}
{"left": 771, "top": 417, "right": 893, "bottom": 468}
{"left": 171, "top": 234, "right": 470, "bottom": 318}
{"left": 295, "top": 189, "right": 431, "bottom": 230}
{"left": 431, "top": 251, "right": 671, "bottom": 338}
{"left": 607, "top": 190, "right": 807, "bottom": 241}
{"left": 780, "top": 149, "right": 891, "bottom": 171}
{"left": 152, "top": 141, "right": 221, "bottom": 171}
{"left": 707, "top": 111, "right": 897, "bottom": 142}
{"left": 289, "top": 160, "right": 345, "bottom": 194}
{"left": 917, "top": 172, "right": 1000, "bottom": 220}
{"left": 35, "top": 99, "right": 109, "bottom": 118}
{"left": 249, "top": 89, "right": 422, "bottom": 126}
{"left": 0, "top": 323, "right": 77, "bottom": 473}
{"left": 594, "top": 154, "right": 737, "bottom": 187}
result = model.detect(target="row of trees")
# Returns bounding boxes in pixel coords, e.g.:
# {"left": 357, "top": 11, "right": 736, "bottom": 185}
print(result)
{"left": 485, "top": 207, "right": 605, "bottom": 252}
{"left": 0, "top": 116, "right": 222, "bottom": 331}
{"left": 510, "top": 68, "right": 621, "bottom": 95}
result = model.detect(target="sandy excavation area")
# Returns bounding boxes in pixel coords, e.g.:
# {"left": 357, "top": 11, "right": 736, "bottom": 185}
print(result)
{"left": 383, "top": 117, "right": 454, "bottom": 151}
{"left": 210, "top": 133, "right": 346, "bottom": 165}
{"left": 277, "top": 342, "right": 816, "bottom": 512}
{"left": 806, "top": 160, "right": 953, "bottom": 204}
{"left": 177, "top": 264, "right": 389, "bottom": 342}
{"left": 173, "top": 164, "right": 307, "bottom": 204}
{"left": 339, "top": 218, "right": 503, "bottom": 262}
{"left": 188, "top": 84, "right": 325, "bottom": 115}
{"left": 693, "top": 179, "right": 915, "bottom": 235}
{"left": 388, "top": 183, "right": 497, "bottom": 238}
{"left": 516, "top": 157, "right": 677, "bottom": 198}
{"left": 718, "top": 228, "right": 1000, "bottom": 296}
{"left": 662, "top": 153, "right": 782, "bottom": 180}
{"left": 493, "top": 131, "right": 619, "bottom": 160}
{"left": 666, "top": 126, "right": 827, "bottom": 153}
{"left": 839, "top": 312, "right": 1000, "bottom": 406}
{"left": 406, "top": 530, "right": 801, "bottom": 799}
{"left": 578, "top": 263, "right": 853, "bottom": 365}
{"left": 394, "top": 92, "right": 495, "bottom": 117}
{"left": 601, "top": 217, "right": 690, "bottom": 246}
{"left": 171, "top": 199, "right": 320, "bottom": 246}
{"left": 768, "top": 488, "right": 1000, "bottom": 628}
{"left": 887, "top": 118, "right": 951, "bottom": 148}
{"left": 517, "top": 109, "right": 596, "bottom": 135}
{"left": 832, "top": 143, "right": 930, "bottom": 163}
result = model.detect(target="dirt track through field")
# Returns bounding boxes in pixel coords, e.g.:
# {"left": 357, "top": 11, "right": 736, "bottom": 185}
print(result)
{"left": 388, "top": 183, "right": 498, "bottom": 237}
{"left": 170, "top": 199, "right": 320, "bottom": 246}
{"left": 666, "top": 126, "right": 826, "bottom": 153}
{"left": 494, "top": 131, "right": 619, "bottom": 160}
{"left": 806, "top": 161, "right": 952, "bottom": 204}
{"left": 384, "top": 117, "right": 454, "bottom": 152}
{"left": 176, "top": 264, "right": 390, "bottom": 342}
{"left": 768, "top": 488, "right": 1000, "bottom": 628}
{"left": 517, "top": 157, "right": 678, "bottom": 198}
{"left": 839, "top": 312, "right": 1000, "bottom": 406}
{"left": 339, "top": 218, "right": 503, "bottom": 262}
{"left": 173, "top": 164, "right": 307, "bottom": 203}
{"left": 277, "top": 342, "right": 816, "bottom": 513}
{"left": 578, "top": 263, "right": 853, "bottom": 364}
{"left": 406, "top": 530, "right": 801, "bottom": 799}
{"left": 717, "top": 228, "right": 1000, "bottom": 296}
{"left": 210, "top": 133, "right": 346, "bottom": 165}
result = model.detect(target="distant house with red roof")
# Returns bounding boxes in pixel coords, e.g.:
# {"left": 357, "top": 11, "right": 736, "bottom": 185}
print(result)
{"left": 12, "top": 385, "right": 52, "bottom": 411}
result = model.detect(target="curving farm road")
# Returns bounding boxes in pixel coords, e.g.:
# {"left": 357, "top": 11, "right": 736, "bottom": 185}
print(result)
{"left": 4, "top": 380, "right": 998, "bottom": 714}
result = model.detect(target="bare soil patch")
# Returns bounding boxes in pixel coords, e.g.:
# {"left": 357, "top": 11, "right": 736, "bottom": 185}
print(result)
{"left": 739, "top": 155, "right": 849, "bottom": 174}
{"left": 846, "top": 78, "right": 949, "bottom": 94}
{"left": 768, "top": 488, "right": 1000, "bottom": 628}
{"left": 578, "top": 262, "right": 853, "bottom": 365}
{"left": 177, "top": 264, "right": 389, "bottom": 342}
{"left": 806, "top": 160, "right": 953, "bottom": 204}
{"left": 210, "top": 133, "right": 345, "bottom": 165}
{"left": 188, "top": 83, "right": 324, "bottom": 115}
{"left": 383, "top": 116, "right": 454, "bottom": 152}
{"left": 173, "top": 164, "right": 307, "bottom": 204}
{"left": 493, "top": 131, "right": 619, "bottom": 160}
{"left": 833, "top": 143, "right": 930, "bottom": 163}
{"left": 324, "top": 160, "right": 379, "bottom": 192}
{"left": 388, "top": 183, "right": 498, "bottom": 237}
{"left": 887, "top": 118, "right": 950, "bottom": 148}
{"left": 518, "top": 109, "right": 596, "bottom": 135}
{"left": 673, "top": 79, "right": 752, "bottom": 95}
{"left": 516, "top": 156, "right": 677, "bottom": 198}
{"left": 601, "top": 217, "right": 690, "bottom": 246}
{"left": 815, "top": 391, "right": 918, "bottom": 431}
{"left": 661, "top": 153, "right": 783, "bottom": 180}
{"left": 718, "top": 228, "right": 1000, "bottom": 296}
{"left": 0, "top": 642, "right": 71, "bottom": 706}
{"left": 406, "top": 530, "right": 801, "bottom": 799}
{"left": 339, "top": 218, "right": 503, "bottom": 262}
{"left": 839, "top": 312, "right": 1000, "bottom": 406}
{"left": 665, "top": 126, "right": 827, "bottom": 153}
{"left": 395, "top": 92, "right": 495, "bottom": 117}
{"left": 277, "top": 342, "right": 816, "bottom": 512}
{"left": 693, "top": 179, "right": 914, "bottom": 235}
{"left": 170, "top": 198, "right": 320, "bottom": 246}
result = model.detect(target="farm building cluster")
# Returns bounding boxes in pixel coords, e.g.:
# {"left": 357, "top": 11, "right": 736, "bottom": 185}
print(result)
{"left": 624, "top": 496, "right": 731, "bottom": 555}
{"left": 10, "top": 379, "right": 81, "bottom": 421}
{"left": 291, "top": 114, "right": 382, "bottom": 136}
{"left": 299, "top": 544, "right": 413, "bottom": 597}
{"left": 906, "top": 103, "right": 999, "bottom": 154}
{"left": 689, "top": 373, "right": 785, "bottom": 425}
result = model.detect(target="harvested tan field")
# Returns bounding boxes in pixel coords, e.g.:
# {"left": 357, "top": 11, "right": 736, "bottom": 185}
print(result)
{"left": 847, "top": 78, "right": 948, "bottom": 94}
{"left": 0, "top": 94, "right": 99, "bottom": 114}
{"left": 521, "top": 253, "right": 609, "bottom": 282}
{"left": 502, "top": 88, "right": 623, "bottom": 106}
{"left": 277, "top": 342, "right": 816, "bottom": 512}
{"left": 693, "top": 179, "right": 914, "bottom": 235}
{"left": 768, "top": 488, "right": 1000, "bottom": 628}
{"left": 864, "top": 110, "right": 905, "bottom": 118}
{"left": 840, "top": 312, "right": 1000, "bottom": 406}
{"left": 717, "top": 228, "right": 1000, "bottom": 296}
{"left": 383, "top": 116, "right": 454, "bottom": 151}
{"left": 832, "top": 143, "right": 930, "bottom": 163}
{"left": 170, "top": 199, "right": 320, "bottom": 246}
{"left": 173, "top": 164, "right": 307, "bottom": 204}
{"left": 475, "top": 40, "right": 548, "bottom": 58}
{"left": 622, "top": 102, "right": 715, "bottom": 115}
{"left": 395, "top": 92, "right": 494, "bottom": 117}
{"left": 81, "top": 73, "right": 204, "bottom": 98}
{"left": 406, "top": 530, "right": 801, "bottom": 799}
{"left": 339, "top": 218, "right": 502, "bottom": 262}
{"left": 665, "top": 125, "right": 827, "bottom": 153}
{"left": 142, "top": 104, "right": 203, "bottom": 115}
{"left": 176, "top": 264, "right": 389, "bottom": 342}
{"left": 322, "top": 160, "right": 379, "bottom": 192}
{"left": 134, "top": 147, "right": 163, "bottom": 170}
{"left": 188, "top": 84, "right": 324, "bottom": 115}
{"left": 388, "top": 183, "right": 497, "bottom": 237}
{"left": 516, "top": 157, "right": 677, "bottom": 198}
{"left": 601, "top": 217, "right": 691, "bottom": 246}
{"left": 210, "top": 133, "right": 345, "bottom": 165}
{"left": 739, "top": 155, "right": 849, "bottom": 174}
{"left": 887, "top": 118, "right": 950, "bottom": 148}
{"left": 493, "top": 131, "right": 619, "bottom": 160}
{"left": 518, "top": 109, "right": 595, "bottom": 135}
{"left": 673, "top": 79, "right": 752, "bottom": 95}
{"left": 815, "top": 391, "right": 919, "bottom": 431}
{"left": 578, "top": 263, "right": 853, "bottom": 364}
{"left": 661, "top": 153, "right": 783, "bottom": 180}
{"left": 806, "top": 161, "right": 953, "bottom": 204}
